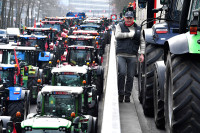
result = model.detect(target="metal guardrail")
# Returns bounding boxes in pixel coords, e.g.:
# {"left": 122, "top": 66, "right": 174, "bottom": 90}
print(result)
{"left": 101, "top": 32, "right": 121, "bottom": 133}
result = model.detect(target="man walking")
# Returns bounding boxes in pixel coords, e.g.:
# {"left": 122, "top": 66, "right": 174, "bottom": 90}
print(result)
{"left": 115, "top": 11, "right": 145, "bottom": 102}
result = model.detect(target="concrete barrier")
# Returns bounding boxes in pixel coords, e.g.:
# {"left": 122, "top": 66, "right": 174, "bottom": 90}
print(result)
{"left": 101, "top": 32, "right": 121, "bottom": 133}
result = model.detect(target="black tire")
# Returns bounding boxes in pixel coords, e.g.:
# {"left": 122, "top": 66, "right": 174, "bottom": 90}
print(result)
{"left": 165, "top": 53, "right": 200, "bottom": 133}
{"left": 91, "top": 117, "right": 97, "bottom": 133}
{"left": 138, "top": 61, "right": 145, "bottom": 104}
{"left": 7, "top": 100, "right": 25, "bottom": 120}
{"left": 142, "top": 44, "right": 164, "bottom": 117}
{"left": 27, "top": 77, "right": 38, "bottom": 104}
{"left": 94, "top": 72, "right": 104, "bottom": 97}
{"left": 153, "top": 63, "right": 165, "bottom": 129}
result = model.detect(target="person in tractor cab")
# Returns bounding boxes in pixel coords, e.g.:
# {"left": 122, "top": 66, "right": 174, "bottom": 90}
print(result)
{"left": 115, "top": 11, "right": 145, "bottom": 102}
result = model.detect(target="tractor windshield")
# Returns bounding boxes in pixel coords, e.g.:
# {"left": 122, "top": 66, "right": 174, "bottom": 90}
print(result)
{"left": 43, "top": 24, "right": 61, "bottom": 32}
{"left": 6, "top": 51, "right": 31, "bottom": 65}
{"left": 69, "top": 50, "right": 92, "bottom": 66}
{"left": 69, "top": 40, "right": 92, "bottom": 46}
{"left": 0, "top": 70, "right": 13, "bottom": 86}
{"left": 43, "top": 94, "right": 75, "bottom": 118}
{"left": 171, "top": 0, "right": 184, "bottom": 21}
{"left": 189, "top": 0, "right": 200, "bottom": 23}
{"left": 20, "top": 39, "right": 46, "bottom": 50}
{"left": 56, "top": 74, "right": 81, "bottom": 86}
{"left": 81, "top": 27, "right": 98, "bottom": 31}
{"left": 24, "top": 129, "right": 66, "bottom": 133}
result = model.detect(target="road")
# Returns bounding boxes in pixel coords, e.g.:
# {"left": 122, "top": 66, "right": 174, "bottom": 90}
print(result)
{"left": 119, "top": 77, "right": 166, "bottom": 133}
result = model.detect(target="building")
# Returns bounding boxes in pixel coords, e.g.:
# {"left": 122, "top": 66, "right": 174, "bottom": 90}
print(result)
{"left": 63, "top": 0, "right": 113, "bottom": 18}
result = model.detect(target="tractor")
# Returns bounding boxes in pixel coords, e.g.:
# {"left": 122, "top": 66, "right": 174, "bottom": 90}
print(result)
{"left": 0, "top": 45, "right": 42, "bottom": 104}
{"left": 153, "top": 0, "right": 200, "bottom": 132}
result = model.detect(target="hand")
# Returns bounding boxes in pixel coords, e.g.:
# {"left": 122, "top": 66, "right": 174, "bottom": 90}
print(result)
{"left": 139, "top": 54, "right": 144, "bottom": 63}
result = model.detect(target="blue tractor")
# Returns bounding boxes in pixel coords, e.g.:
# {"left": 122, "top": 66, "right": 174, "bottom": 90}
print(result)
{"left": 0, "top": 64, "right": 30, "bottom": 133}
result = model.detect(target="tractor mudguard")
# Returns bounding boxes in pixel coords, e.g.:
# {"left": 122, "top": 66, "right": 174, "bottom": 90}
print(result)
{"left": 164, "top": 34, "right": 189, "bottom": 62}
{"left": 0, "top": 116, "right": 11, "bottom": 129}
{"left": 96, "top": 66, "right": 103, "bottom": 76}
{"left": 143, "top": 28, "right": 155, "bottom": 44}
{"left": 154, "top": 61, "right": 166, "bottom": 101}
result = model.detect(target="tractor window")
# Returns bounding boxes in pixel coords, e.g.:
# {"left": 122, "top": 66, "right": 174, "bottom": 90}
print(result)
{"left": 7, "top": 51, "right": 30, "bottom": 65}
{"left": 81, "top": 27, "right": 98, "bottom": 31}
{"left": 56, "top": 74, "right": 81, "bottom": 86}
{"left": 71, "top": 40, "right": 91, "bottom": 46}
{"left": 0, "top": 71, "right": 10, "bottom": 84}
{"left": 69, "top": 50, "right": 92, "bottom": 66}
{"left": 43, "top": 24, "right": 61, "bottom": 32}
{"left": 172, "top": 0, "right": 184, "bottom": 21}
{"left": 189, "top": 0, "right": 200, "bottom": 24}
{"left": 24, "top": 129, "right": 66, "bottom": 133}
{"left": 44, "top": 94, "right": 75, "bottom": 118}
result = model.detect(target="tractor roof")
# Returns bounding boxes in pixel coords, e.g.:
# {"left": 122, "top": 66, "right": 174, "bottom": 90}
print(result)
{"left": 41, "top": 85, "right": 83, "bottom": 94}
{"left": 21, "top": 116, "right": 71, "bottom": 129}
{"left": 18, "top": 34, "right": 48, "bottom": 39}
{"left": 41, "top": 21, "right": 64, "bottom": 24}
{"left": 25, "top": 27, "right": 57, "bottom": 32}
{"left": 51, "top": 65, "right": 88, "bottom": 74}
{"left": 68, "top": 35, "right": 96, "bottom": 40}
{"left": 68, "top": 45, "right": 94, "bottom": 49}
{"left": 73, "top": 30, "right": 99, "bottom": 35}
{"left": 0, "top": 64, "right": 15, "bottom": 69}
{"left": 80, "top": 25, "right": 100, "bottom": 28}
{"left": 0, "top": 45, "right": 36, "bottom": 51}
{"left": 45, "top": 16, "right": 78, "bottom": 20}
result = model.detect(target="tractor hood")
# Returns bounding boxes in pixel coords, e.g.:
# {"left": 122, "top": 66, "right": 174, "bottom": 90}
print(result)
{"left": 21, "top": 116, "right": 71, "bottom": 129}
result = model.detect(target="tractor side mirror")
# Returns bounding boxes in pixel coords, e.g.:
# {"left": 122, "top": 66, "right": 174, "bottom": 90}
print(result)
{"left": 160, "top": 0, "right": 168, "bottom": 5}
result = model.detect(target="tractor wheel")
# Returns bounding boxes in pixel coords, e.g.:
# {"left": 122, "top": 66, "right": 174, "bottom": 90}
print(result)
{"left": 94, "top": 74, "right": 104, "bottom": 97}
{"left": 165, "top": 53, "right": 200, "bottom": 133}
{"left": 28, "top": 77, "right": 38, "bottom": 104}
{"left": 153, "top": 63, "right": 165, "bottom": 129}
{"left": 7, "top": 100, "right": 25, "bottom": 120}
{"left": 138, "top": 60, "right": 144, "bottom": 104}
{"left": 142, "top": 44, "right": 164, "bottom": 117}
{"left": 91, "top": 117, "right": 97, "bottom": 133}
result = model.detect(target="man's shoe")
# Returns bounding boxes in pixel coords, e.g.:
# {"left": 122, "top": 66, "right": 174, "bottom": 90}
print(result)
{"left": 119, "top": 95, "right": 124, "bottom": 103}
{"left": 125, "top": 96, "right": 130, "bottom": 103}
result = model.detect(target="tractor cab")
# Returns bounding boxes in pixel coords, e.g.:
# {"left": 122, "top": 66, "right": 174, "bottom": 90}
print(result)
{"left": 51, "top": 65, "right": 90, "bottom": 86}
{"left": 24, "top": 27, "right": 58, "bottom": 44}
{"left": 66, "top": 45, "right": 96, "bottom": 66}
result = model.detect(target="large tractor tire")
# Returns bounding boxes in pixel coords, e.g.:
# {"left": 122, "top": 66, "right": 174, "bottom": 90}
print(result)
{"left": 27, "top": 77, "right": 38, "bottom": 104}
{"left": 138, "top": 60, "right": 145, "bottom": 104}
{"left": 153, "top": 61, "right": 165, "bottom": 129}
{"left": 7, "top": 100, "right": 25, "bottom": 120}
{"left": 91, "top": 117, "right": 97, "bottom": 133}
{"left": 142, "top": 43, "right": 164, "bottom": 117}
{"left": 94, "top": 67, "right": 104, "bottom": 97}
{"left": 165, "top": 53, "right": 200, "bottom": 133}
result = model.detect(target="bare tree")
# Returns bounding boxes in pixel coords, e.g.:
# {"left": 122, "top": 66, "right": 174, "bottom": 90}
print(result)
{"left": 25, "top": 0, "right": 31, "bottom": 27}
{"left": 7, "top": 0, "right": 14, "bottom": 27}
{"left": 31, "top": 0, "right": 36, "bottom": 26}
{"left": 1, "top": 0, "right": 7, "bottom": 28}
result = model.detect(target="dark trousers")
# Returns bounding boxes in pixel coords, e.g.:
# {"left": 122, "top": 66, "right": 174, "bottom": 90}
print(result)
{"left": 117, "top": 56, "right": 137, "bottom": 96}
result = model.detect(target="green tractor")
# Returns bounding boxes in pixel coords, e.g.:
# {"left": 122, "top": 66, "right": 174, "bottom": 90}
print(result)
{"left": 153, "top": 0, "right": 200, "bottom": 132}
{"left": 32, "top": 86, "right": 97, "bottom": 133}
{"left": 50, "top": 64, "right": 99, "bottom": 116}
{"left": 60, "top": 45, "right": 104, "bottom": 96}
